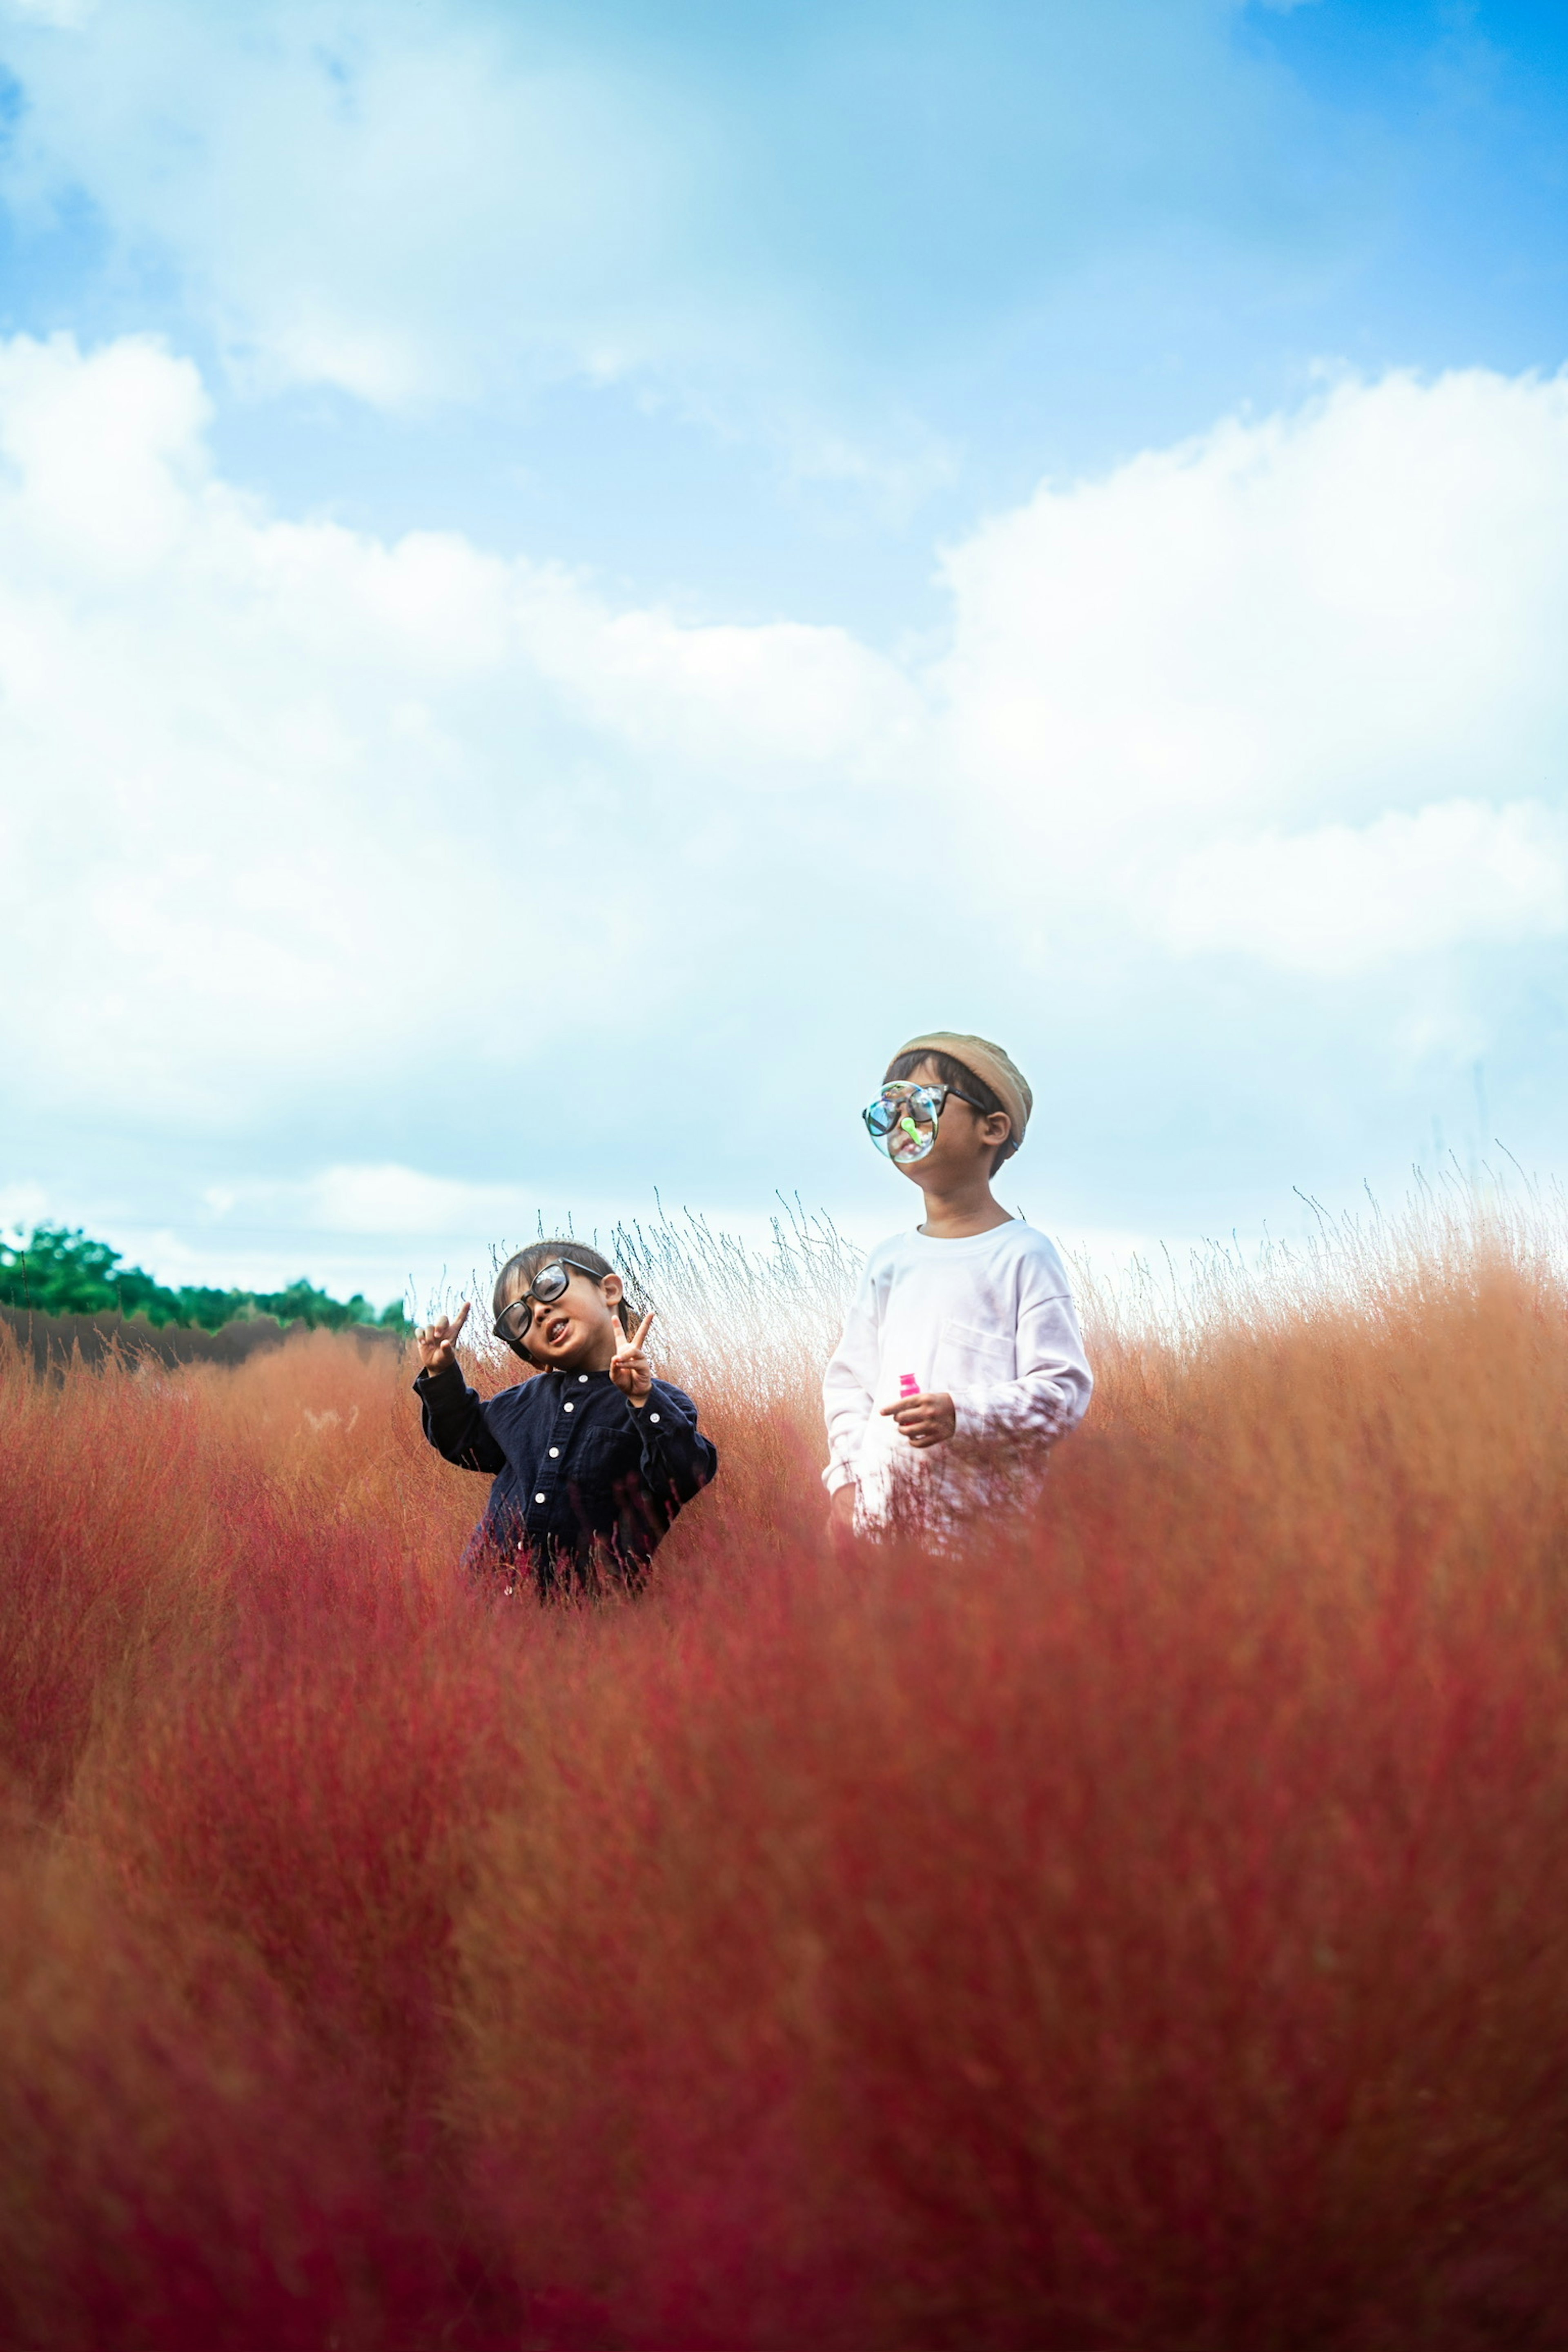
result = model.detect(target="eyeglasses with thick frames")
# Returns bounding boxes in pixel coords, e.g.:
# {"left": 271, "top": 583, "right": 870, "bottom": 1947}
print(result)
{"left": 493, "top": 1256, "right": 606, "bottom": 1354}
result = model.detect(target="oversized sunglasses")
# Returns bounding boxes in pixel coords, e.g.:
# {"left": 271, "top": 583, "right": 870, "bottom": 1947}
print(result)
{"left": 493, "top": 1256, "right": 605, "bottom": 1354}
{"left": 862, "top": 1080, "right": 985, "bottom": 1161}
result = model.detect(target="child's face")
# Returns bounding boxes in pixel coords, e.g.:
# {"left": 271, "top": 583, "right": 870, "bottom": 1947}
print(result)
{"left": 501, "top": 1265, "right": 625, "bottom": 1373}
{"left": 880, "top": 1058, "right": 1009, "bottom": 1192}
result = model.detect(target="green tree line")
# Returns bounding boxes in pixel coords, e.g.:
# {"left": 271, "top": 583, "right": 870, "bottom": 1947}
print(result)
{"left": 0, "top": 1223, "right": 412, "bottom": 1336}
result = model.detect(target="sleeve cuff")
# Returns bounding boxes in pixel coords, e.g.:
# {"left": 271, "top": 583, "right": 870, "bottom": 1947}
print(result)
{"left": 630, "top": 1392, "right": 676, "bottom": 1438}
{"left": 947, "top": 1390, "right": 976, "bottom": 1440}
{"left": 822, "top": 1460, "right": 857, "bottom": 1495}
{"left": 950, "top": 1383, "right": 1066, "bottom": 1441}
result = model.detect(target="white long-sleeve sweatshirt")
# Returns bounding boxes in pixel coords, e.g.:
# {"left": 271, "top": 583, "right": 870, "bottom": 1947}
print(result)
{"left": 822, "top": 1219, "right": 1093, "bottom": 1525}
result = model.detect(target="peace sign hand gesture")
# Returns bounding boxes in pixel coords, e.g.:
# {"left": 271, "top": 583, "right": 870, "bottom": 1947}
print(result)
{"left": 416, "top": 1302, "right": 471, "bottom": 1375}
{"left": 609, "top": 1308, "right": 657, "bottom": 1408}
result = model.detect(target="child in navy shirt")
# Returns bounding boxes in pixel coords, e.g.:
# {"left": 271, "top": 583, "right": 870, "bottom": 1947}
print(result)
{"left": 415, "top": 1239, "right": 717, "bottom": 1595}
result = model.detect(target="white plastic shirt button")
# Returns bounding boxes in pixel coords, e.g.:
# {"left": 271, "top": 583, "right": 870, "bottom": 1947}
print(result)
{"left": 579, "top": 1373, "right": 589, "bottom": 1383}
{"left": 649, "top": 1413, "right": 660, "bottom": 1423}
{"left": 548, "top": 1446, "right": 559, "bottom": 1458}
{"left": 534, "top": 1492, "right": 546, "bottom": 1504}
{"left": 564, "top": 1401, "right": 573, "bottom": 1411}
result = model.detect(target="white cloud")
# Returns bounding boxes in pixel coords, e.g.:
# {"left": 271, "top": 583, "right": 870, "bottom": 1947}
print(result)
{"left": 0, "top": 332, "right": 915, "bottom": 1134}
{"left": 514, "top": 581, "right": 918, "bottom": 776}
{"left": 0, "top": 330, "right": 212, "bottom": 570}
{"left": 0, "top": 0, "right": 1345, "bottom": 485}
{"left": 1154, "top": 799, "right": 1568, "bottom": 973}
{"left": 0, "top": 2, "right": 753, "bottom": 407}
{"left": 6, "top": 335, "right": 1568, "bottom": 1218}
{"left": 260, "top": 1163, "right": 538, "bottom": 1238}
{"left": 935, "top": 366, "right": 1568, "bottom": 967}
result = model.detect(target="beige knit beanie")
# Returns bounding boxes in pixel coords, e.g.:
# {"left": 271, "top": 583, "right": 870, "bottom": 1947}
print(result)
{"left": 890, "top": 1031, "right": 1032, "bottom": 1151}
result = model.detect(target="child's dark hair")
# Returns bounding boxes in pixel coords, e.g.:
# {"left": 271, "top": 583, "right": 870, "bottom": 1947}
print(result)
{"left": 884, "top": 1047, "right": 1019, "bottom": 1171}
{"left": 492, "top": 1239, "right": 637, "bottom": 1365}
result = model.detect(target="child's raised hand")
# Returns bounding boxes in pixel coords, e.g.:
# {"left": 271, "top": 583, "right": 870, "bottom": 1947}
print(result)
{"left": 880, "top": 1386, "right": 957, "bottom": 1448}
{"left": 417, "top": 1302, "right": 470, "bottom": 1375}
{"left": 610, "top": 1308, "right": 656, "bottom": 1407}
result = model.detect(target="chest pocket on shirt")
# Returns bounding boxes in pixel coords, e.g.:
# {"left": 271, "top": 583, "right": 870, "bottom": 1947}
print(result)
{"left": 934, "top": 1318, "right": 1016, "bottom": 1390}
{"left": 555, "top": 1422, "right": 620, "bottom": 1477}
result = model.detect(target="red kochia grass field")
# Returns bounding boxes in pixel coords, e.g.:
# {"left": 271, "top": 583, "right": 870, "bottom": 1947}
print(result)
{"left": 6, "top": 1201, "right": 1568, "bottom": 2350}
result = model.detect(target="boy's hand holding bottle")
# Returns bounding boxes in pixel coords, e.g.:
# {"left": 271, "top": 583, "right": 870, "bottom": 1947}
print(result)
{"left": 609, "top": 1308, "right": 657, "bottom": 1408}
{"left": 880, "top": 1382, "right": 957, "bottom": 1448}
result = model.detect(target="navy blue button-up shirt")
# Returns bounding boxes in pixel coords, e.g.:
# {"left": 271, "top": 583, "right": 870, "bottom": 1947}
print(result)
{"left": 414, "top": 1358, "right": 717, "bottom": 1591}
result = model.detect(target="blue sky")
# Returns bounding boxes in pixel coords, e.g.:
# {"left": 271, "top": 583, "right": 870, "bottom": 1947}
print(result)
{"left": 2, "top": 0, "right": 1567, "bottom": 1306}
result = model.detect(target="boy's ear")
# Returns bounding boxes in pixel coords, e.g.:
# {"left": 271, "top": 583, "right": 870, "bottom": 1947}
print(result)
{"left": 601, "top": 1273, "right": 625, "bottom": 1310}
{"left": 980, "top": 1110, "right": 1012, "bottom": 1149}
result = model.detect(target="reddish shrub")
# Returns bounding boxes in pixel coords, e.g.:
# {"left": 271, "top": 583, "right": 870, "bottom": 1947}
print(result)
{"left": 4, "top": 1240, "right": 1568, "bottom": 2347}
{"left": 0, "top": 1846, "right": 523, "bottom": 2352}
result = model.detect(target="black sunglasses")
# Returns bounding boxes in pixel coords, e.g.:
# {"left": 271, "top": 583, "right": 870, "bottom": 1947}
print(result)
{"left": 494, "top": 1256, "right": 605, "bottom": 1355}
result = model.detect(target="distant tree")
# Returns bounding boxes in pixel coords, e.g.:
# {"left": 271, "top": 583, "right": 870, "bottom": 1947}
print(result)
{"left": 0, "top": 1223, "right": 412, "bottom": 1336}
{"left": 246, "top": 1278, "right": 384, "bottom": 1333}
{"left": 0, "top": 1225, "right": 156, "bottom": 1318}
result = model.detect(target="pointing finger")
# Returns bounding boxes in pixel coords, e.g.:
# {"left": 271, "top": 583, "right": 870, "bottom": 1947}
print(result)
{"left": 448, "top": 1302, "right": 471, "bottom": 1340}
{"left": 631, "top": 1309, "right": 655, "bottom": 1352}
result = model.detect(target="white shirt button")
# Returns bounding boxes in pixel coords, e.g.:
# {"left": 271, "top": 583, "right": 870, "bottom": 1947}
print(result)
{"left": 548, "top": 1446, "right": 559, "bottom": 1458}
{"left": 564, "top": 1401, "right": 573, "bottom": 1411}
{"left": 649, "top": 1413, "right": 660, "bottom": 1423}
{"left": 534, "top": 1492, "right": 546, "bottom": 1504}
{"left": 579, "top": 1373, "right": 588, "bottom": 1383}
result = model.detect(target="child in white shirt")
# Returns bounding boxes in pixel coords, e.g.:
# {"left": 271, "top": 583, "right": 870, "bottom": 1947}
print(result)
{"left": 824, "top": 1030, "right": 1092, "bottom": 1535}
